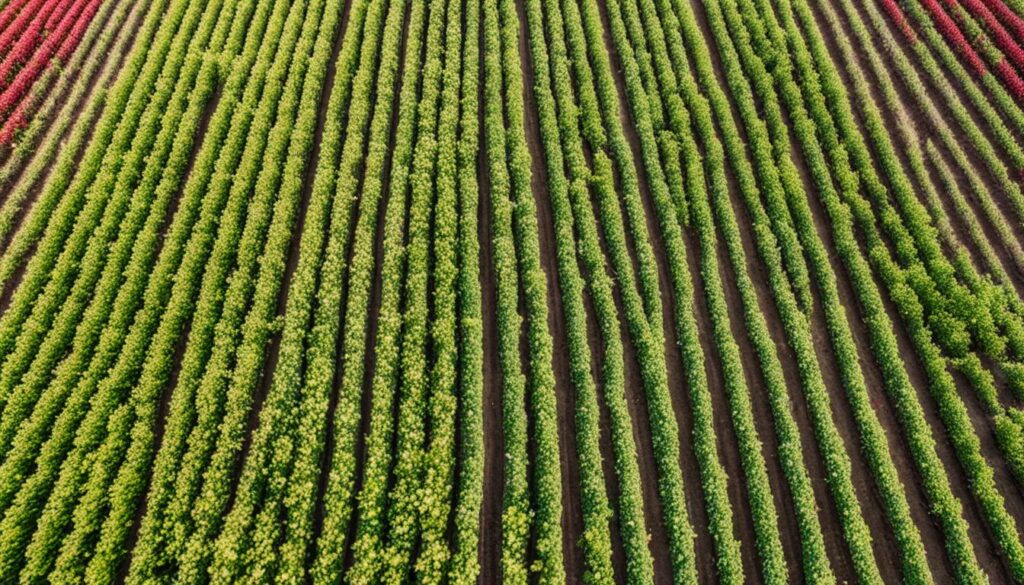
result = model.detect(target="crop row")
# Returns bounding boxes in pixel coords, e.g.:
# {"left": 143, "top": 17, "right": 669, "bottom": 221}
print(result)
{"left": 911, "top": 0, "right": 1024, "bottom": 104}
{"left": 0, "top": 0, "right": 103, "bottom": 123}
{"left": 355, "top": 0, "right": 446, "bottom": 580}
{"left": 0, "top": 0, "right": 219, "bottom": 577}
{"left": 449, "top": 0, "right": 484, "bottom": 577}
{"left": 0, "top": 0, "right": 120, "bottom": 146}
{"left": 522, "top": 1, "right": 619, "bottom": 578}
{"left": 117, "top": 0, "right": 351, "bottom": 582}
{"left": 603, "top": 0, "right": 761, "bottom": 581}
{"left": 858, "top": 0, "right": 1024, "bottom": 393}
{"left": 738, "top": 0, "right": 996, "bottom": 580}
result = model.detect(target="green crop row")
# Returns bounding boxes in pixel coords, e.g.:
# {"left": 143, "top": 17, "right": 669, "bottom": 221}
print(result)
{"left": 0, "top": 0, "right": 232, "bottom": 578}
{"left": 448, "top": 0, "right": 485, "bottom": 578}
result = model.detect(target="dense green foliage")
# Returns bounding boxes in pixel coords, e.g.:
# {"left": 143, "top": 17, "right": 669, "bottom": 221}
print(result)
{"left": 1, "top": 0, "right": 1023, "bottom": 581}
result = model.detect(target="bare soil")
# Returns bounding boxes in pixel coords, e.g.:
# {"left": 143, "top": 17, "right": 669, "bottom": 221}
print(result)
{"left": 478, "top": 37, "right": 505, "bottom": 584}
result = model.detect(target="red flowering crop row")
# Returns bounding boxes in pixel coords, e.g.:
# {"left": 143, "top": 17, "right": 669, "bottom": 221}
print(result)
{"left": 981, "top": 0, "right": 1024, "bottom": 42}
{"left": 0, "top": 0, "right": 33, "bottom": 34}
{"left": 921, "top": 0, "right": 990, "bottom": 74}
{"left": 0, "top": 0, "right": 103, "bottom": 144}
{"left": 954, "top": 0, "right": 1024, "bottom": 68}
{"left": 881, "top": 0, "right": 919, "bottom": 42}
{"left": 919, "top": 0, "right": 1024, "bottom": 101}
{"left": 0, "top": 0, "right": 66, "bottom": 68}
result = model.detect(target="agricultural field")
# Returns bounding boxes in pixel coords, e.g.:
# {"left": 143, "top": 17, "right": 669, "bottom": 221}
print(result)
{"left": 0, "top": 0, "right": 1023, "bottom": 580}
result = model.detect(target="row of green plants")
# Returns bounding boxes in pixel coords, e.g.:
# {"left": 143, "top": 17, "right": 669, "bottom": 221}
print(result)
{"left": 662, "top": 0, "right": 842, "bottom": 578}
{"left": 496, "top": 0, "right": 566, "bottom": 575}
{"left": 522, "top": 0, "right": 621, "bottom": 578}
{"left": 730, "top": 0, "right": 991, "bottom": 580}
{"left": 624, "top": 0, "right": 815, "bottom": 581}
{"left": 550, "top": 0, "right": 673, "bottom": 580}
{"left": 366, "top": 0, "right": 447, "bottom": 580}
{"left": 603, "top": 0, "right": 754, "bottom": 581}
{"left": 481, "top": 0, "right": 532, "bottom": 577}
{"left": 449, "top": 0, "right": 485, "bottom": 577}
{"left": 654, "top": 0, "right": 910, "bottom": 581}
{"left": 415, "top": 0, "right": 464, "bottom": 577}
{"left": 329, "top": 0, "right": 424, "bottom": 582}
{"left": 173, "top": 0, "right": 341, "bottom": 579}
{"left": 76, "top": 0, "right": 301, "bottom": 581}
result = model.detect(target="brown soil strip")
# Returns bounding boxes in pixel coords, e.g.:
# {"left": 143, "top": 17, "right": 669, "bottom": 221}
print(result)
{"left": 579, "top": 285, "right": 630, "bottom": 584}
{"left": 712, "top": 131, "right": 858, "bottom": 582}
{"left": 809, "top": 2, "right": 1024, "bottom": 579}
{"left": 679, "top": 0, "right": 891, "bottom": 579}
{"left": 478, "top": 31, "right": 505, "bottom": 581}
{"left": 686, "top": 226, "right": 765, "bottom": 585}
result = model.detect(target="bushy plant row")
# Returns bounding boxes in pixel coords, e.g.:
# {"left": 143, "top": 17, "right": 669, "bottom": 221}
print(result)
{"left": 74, "top": 2, "right": 299, "bottom": 582}
{"left": 0, "top": 0, "right": 192, "bottom": 409}
{"left": 0, "top": 0, "right": 171, "bottom": 284}
{"left": 448, "top": 0, "right": 485, "bottom": 578}
{"left": 859, "top": 0, "right": 1024, "bottom": 375}
{"left": 860, "top": 0, "right": 1024, "bottom": 278}
{"left": 35, "top": 0, "right": 295, "bottom": 581}
{"left": 311, "top": 1, "right": 421, "bottom": 584}
{"left": 951, "top": 0, "right": 1024, "bottom": 69}
{"left": 0, "top": 0, "right": 218, "bottom": 575}
{"left": 739, "top": 0, "right": 993, "bottom": 580}
{"left": 982, "top": 0, "right": 1024, "bottom": 40}
{"left": 628, "top": 0, "right": 814, "bottom": 582}
{"left": 480, "top": 0, "right": 531, "bottom": 578}
{"left": 551, "top": 0, "right": 668, "bottom": 580}
{"left": 496, "top": 0, "right": 566, "bottom": 575}
{"left": 0, "top": 0, "right": 68, "bottom": 81}
{"left": 171, "top": 2, "right": 342, "bottom": 579}
{"left": 917, "top": 0, "right": 1024, "bottom": 101}
{"left": 414, "top": 0, "right": 463, "bottom": 578}
{"left": 891, "top": 0, "right": 1024, "bottom": 181}
{"left": 925, "top": 140, "right": 1024, "bottom": 292}
{"left": 603, "top": 0, "right": 752, "bottom": 581}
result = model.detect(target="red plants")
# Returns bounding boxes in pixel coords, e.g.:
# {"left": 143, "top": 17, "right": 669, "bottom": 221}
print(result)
{"left": 881, "top": 0, "right": 919, "bottom": 41}
{"left": 920, "top": 0, "right": 990, "bottom": 74}
{"left": 958, "top": 0, "right": 1024, "bottom": 68}
{"left": 0, "top": 0, "right": 104, "bottom": 145}
{"left": 939, "top": 0, "right": 1024, "bottom": 71}
{"left": 981, "top": 0, "right": 1024, "bottom": 43}
{"left": 915, "top": 0, "right": 1024, "bottom": 98}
